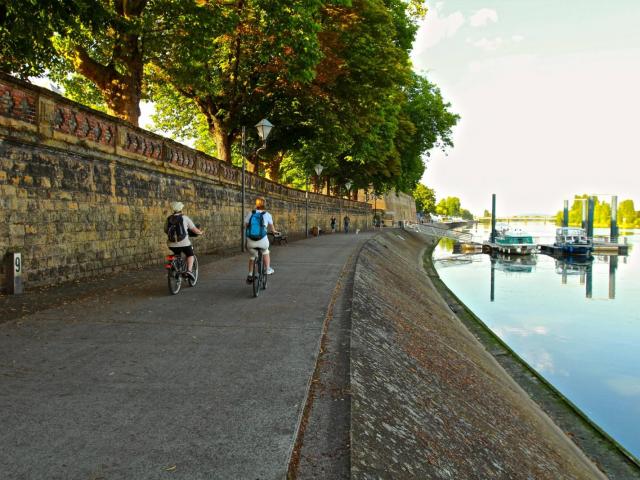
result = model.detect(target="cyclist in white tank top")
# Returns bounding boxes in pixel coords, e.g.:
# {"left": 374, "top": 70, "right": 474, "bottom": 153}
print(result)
{"left": 245, "top": 197, "right": 279, "bottom": 284}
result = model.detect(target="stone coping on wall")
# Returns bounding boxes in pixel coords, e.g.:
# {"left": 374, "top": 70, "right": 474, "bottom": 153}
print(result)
{"left": 0, "top": 72, "right": 366, "bottom": 210}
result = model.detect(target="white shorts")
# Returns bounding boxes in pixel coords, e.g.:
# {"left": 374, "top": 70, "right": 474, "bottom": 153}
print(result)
{"left": 246, "top": 236, "right": 270, "bottom": 259}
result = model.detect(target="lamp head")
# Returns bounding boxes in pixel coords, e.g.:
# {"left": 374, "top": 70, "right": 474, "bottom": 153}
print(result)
{"left": 314, "top": 163, "right": 324, "bottom": 176}
{"left": 345, "top": 181, "right": 353, "bottom": 191}
{"left": 255, "top": 119, "right": 274, "bottom": 142}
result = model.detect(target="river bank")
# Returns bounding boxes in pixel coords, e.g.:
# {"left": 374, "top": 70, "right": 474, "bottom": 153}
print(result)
{"left": 349, "top": 229, "right": 636, "bottom": 479}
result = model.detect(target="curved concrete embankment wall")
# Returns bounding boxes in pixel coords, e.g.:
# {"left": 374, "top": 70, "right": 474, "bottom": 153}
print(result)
{"left": 0, "top": 73, "right": 370, "bottom": 291}
{"left": 350, "top": 230, "right": 605, "bottom": 479}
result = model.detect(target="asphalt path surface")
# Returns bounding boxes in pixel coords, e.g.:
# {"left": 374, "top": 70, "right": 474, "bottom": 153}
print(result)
{"left": 0, "top": 232, "right": 373, "bottom": 480}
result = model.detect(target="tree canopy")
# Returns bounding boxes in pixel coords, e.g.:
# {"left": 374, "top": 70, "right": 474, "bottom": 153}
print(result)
{"left": 0, "top": 0, "right": 155, "bottom": 124}
{"left": 413, "top": 183, "right": 436, "bottom": 214}
{"left": 1, "top": 0, "right": 459, "bottom": 195}
{"left": 554, "top": 196, "right": 640, "bottom": 228}
{"left": 432, "top": 195, "right": 473, "bottom": 220}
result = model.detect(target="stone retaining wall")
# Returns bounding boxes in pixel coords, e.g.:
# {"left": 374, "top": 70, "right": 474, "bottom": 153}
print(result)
{"left": 0, "top": 73, "right": 370, "bottom": 291}
{"left": 350, "top": 230, "right": 604, "bottom": 479}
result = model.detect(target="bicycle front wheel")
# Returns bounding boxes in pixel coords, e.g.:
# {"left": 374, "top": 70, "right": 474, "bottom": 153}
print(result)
{"left": 188, "top": 255, "right": 199, "bottom": 287}
{"left": 252, "top": 258, "right": 260, "bottom": 297}
{"left": 168, "top": 266, "right": 182, "bottom": 294}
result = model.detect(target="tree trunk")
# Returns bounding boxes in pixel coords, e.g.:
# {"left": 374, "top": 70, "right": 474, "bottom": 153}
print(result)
{"left": 251, "top": 153, "right": 260, "bottom": 176}
{"left": 209, "top": 117, "right": 232, "bottom": 162}
{"left": 61, "top": 0, "right": 147, "bottom": 125}
{"left": 266, "top": 153, "right": 284, "bottom": 182}
{"left": 104, "top": 76, "right": 141, "bottom": 125}
{"left": 69, "top": 29, "right": 143, "bottom": 125}
{"left": 107, "top": 26, "right": 144, "bottom": 125}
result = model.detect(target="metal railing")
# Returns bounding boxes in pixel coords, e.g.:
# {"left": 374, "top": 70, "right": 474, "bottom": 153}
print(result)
{"left": 404, "top": 222, "right": 473, "bottom": 243}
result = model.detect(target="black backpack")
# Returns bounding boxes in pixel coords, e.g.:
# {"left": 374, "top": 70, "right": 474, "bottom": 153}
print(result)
{"left": 166, "top": 214, "right": 187, "bottom": 242}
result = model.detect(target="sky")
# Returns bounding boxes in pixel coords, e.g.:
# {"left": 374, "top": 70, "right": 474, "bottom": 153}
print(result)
{"left": 411, "top": 0, "right": 640, "bottom": 215}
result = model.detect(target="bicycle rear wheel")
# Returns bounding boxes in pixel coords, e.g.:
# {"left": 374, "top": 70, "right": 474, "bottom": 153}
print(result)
{"left": 188, "top": 255, "right": 199, "bottom": 286}
{"left": 168, "top": 265, "right": 182, "bottom": 295}
{"left": 252, "top": 256, "right": 260, "bottom": 297}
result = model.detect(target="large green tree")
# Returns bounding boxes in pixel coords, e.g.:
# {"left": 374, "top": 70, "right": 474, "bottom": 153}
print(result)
{"left": 554, "top": 196, "right": 640, "bottom": 228}
{"left": 435, "top": 196, "right": 461, "bottom": 217}
{"left": 148, "top": 0, "right": 324, "bottom": 162}
{"left": 2, "top": 0, "right": 459, "bottom": 195}
{"left": 0, "top": 0, "right": 68, "bottom": 78}
{"left": 277, "top": 0, "right": 457, "bottom": 195}
{"left": 413, "top": 183, "right": 436, "bottom": 214}
{"left": 308, "top": 0, "right": 413, "bottom": 194}
{"left": 148, "top": 0, "right": 456, "bottom": 189}
{"left": 618, "top": 199, "right": 637, "bottom": 227}
{"left": 393, "top": 74, "right": 458, "bottom": 192}
{"left": 556, "top": 195, "right": 589, "bottom": 226}
{"left": 0, "top": 0, "right": 155, "bottom": 124}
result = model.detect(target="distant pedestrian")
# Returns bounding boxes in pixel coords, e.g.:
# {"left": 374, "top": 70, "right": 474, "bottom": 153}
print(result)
{"left": 343, "top": 215, "right": 351, "bottom": 233}
{"left": 330, "top": 217, "right": 337, "bottom": 233}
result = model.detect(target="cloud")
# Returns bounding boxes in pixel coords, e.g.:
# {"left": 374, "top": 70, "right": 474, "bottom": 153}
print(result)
{"left": 531, "top": 351, "right": 555, "bottom": 374}
{"left": 466, "top": 34, "right": 523, "bottom": 52}
{"left": 494, "top": 325, "right": 549, "bottom": 338}
{"left": 606, "top": 376, "right": 640, "bottom": 397}
{"left": 429, "top": 50, "right": 640, "bottom": 215}
{"left": 470, "top": 37, "right": 504, "bottom": 51}
{"left": 416, "top": 6, "right": 465, "bottom": 49}
{"left": 469, "top": 8, "right": 498, "bottom": 27}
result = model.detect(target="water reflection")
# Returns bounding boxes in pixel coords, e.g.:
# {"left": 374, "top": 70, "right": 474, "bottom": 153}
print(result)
{"left": 493, "top": 253, "right": 537, "bottom": 273}
{"left": 554, "top": 255, "right": 620, "bottom": 299}
{"left": 486, "top": 251, "right": 623, "bottom": 302}
{"left": 490, "top": 253, "right": 537, "bottom": 302}
{"left": 440, "top": 237, "right": 456, "bottom": 251}
{"left": 609, "top": 255, "right": 618, "bottom": 299}
{"left": 554, "top": 256, "right": 594, "bottom": 298}
{"left": 434, "top": 225, "right": 640, "bottom": 457}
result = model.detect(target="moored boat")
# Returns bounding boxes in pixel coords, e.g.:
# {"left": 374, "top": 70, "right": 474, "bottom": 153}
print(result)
{"left": 554, "top": 227, "right": 593, "bottom": 256}
{"left": 484, "top": 225, "right": 538, "bottom": 255}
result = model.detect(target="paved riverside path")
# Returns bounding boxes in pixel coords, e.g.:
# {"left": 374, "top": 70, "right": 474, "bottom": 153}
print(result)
{"left": 0, "top": 232, "right": 372, "bottom": 480}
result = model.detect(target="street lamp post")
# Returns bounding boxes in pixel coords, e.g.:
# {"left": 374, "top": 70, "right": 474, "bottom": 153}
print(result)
{"left": 345, "top": 180, "right": 352, "bottom": 199}
{"left": 314, "top": 163, "right": 324, "bottom": 193}
{"left": 305, "top": 172, "right": 309, "bottom": 238}
{"left": 241, "top": 126, "right": 247, "bottom": 251}
{"left": 374, "top": 194, "right": 378, "bottom": 227}
{"left": 305, "top": 163, "right": 324, "bottom": 238}
{"left": 241, "top": 119, "right": 273, "bottom": 252}
{"left": 343, "top": 180, "right": 352, "bottom": 233}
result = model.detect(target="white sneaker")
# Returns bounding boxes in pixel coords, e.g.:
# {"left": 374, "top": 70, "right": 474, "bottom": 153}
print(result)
{"left": 266, "top": 267, "right": 275, "bottom": 275}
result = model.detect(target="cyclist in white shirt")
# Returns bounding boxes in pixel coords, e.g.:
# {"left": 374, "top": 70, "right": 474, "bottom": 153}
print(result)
{"left": 245, "top": 197, "right": 278, "bottom": 284}
{"left": 165, "top": 201, "right": 203, "bottom": 281}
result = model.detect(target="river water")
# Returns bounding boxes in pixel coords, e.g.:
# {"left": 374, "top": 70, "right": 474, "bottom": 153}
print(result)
{"left": 432, "top": 222, "right": 640, "bottom": 459}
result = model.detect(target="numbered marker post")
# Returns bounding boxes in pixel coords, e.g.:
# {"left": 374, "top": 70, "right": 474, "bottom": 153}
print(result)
{"left": 8, "top": 251, "right": 23, "bottom": 294}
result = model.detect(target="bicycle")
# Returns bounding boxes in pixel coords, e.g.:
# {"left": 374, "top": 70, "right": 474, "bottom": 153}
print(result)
{"left": 165, "top": 228, "right": 201, "bottom": 295}
{"left": 251, "top": 247, "right": 268, "bottom": 297}
{"left": 165, "top": 252, "right": 198, "bottom": 295}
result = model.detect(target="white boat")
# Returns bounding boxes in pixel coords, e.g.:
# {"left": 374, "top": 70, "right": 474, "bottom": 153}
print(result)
{"left": 485, "top": 225, "right": 538, "bottom": 255}
{"left": 554, "top": 227, "right": 593, "bottom": 256}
